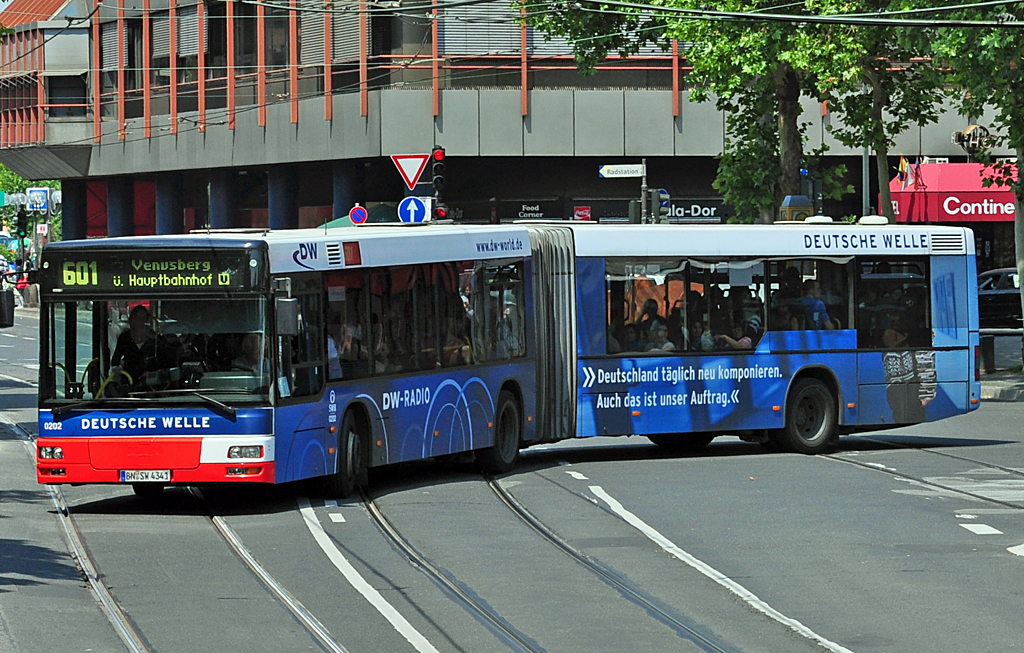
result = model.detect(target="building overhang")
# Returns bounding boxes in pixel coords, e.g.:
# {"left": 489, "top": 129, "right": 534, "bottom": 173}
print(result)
{"left": 0, "top": 144, "right": 91, "bottom": 180}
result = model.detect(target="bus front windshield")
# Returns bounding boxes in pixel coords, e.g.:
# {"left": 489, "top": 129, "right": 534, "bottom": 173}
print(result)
{"left": 42, "top": 297, "right": 270, "bottom": 406}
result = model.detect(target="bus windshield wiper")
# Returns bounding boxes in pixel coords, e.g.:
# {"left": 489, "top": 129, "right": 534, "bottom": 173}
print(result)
{"left": 128, "top": 389, "right": 238, "bottom": 420}
{"left": 51, "top": 397, "right": 148, "bottom": 416}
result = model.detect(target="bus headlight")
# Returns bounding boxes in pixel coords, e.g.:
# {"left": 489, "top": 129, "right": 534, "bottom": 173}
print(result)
{"left": 228, "top": 446, "right": 263, "bottom": 459}
{"left": 39, "top": 446, "right": 64, "bottom": 459}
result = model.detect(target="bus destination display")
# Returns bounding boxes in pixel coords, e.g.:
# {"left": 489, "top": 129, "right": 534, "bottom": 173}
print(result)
{"left": 45, "top": 251, "right": 256, "bottom": 293}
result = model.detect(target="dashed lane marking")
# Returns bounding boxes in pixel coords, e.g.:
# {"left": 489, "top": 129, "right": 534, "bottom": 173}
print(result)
{"left": 1008, "top": 544, "right": 1024, "bottom": 558}
{"left": 565, "top": 471, "right": 588, "bottom": 480}
{"left": 329, "top": 513, "right": 345, "bottom": 523}
{"left": 960, "top": 523, "right": 1003, "bottom": 535}
{"left": 298, "top": 498, "right": 440, "bottom": 653}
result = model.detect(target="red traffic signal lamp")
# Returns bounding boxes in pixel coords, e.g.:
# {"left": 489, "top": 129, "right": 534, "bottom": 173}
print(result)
{"left": 433, "top": 204, "right": 449, "bottom": 221}
{"left": 431, "top": 146, "right": 445, "bottom": 193}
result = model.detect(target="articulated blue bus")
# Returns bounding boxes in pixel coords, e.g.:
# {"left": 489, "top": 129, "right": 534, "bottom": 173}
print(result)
{"left": 35, "top": 220, "right": 978, "bottom": 496}
{"left": 561, "top": 222, "right": 979, "bottom": 453}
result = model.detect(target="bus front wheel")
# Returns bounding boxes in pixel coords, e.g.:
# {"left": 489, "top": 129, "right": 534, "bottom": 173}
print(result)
{"left": 478, "top": 390, "right": 521, "bottom": 474}
{"left": 780, "top": 378, "right": 836, "bottom": 455}
{"left": 324, "top": 410, "right": 366, "bottom": 498}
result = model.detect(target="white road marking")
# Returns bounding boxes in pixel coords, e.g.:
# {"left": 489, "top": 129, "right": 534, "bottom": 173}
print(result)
{"left": 960, "top": 523, "right": 1003, "bottom": 535}
{"left": 324, "top": 499, "right": 338, "bottom": 507}
{"left": 955, "top": 514, "right": 978, "bottom": 520}
{"left": 298, "top": 498, "right": 440, "bottom": 653}
{"left": 565, "top": 471, "right": 588, "bottom": 480}
{"left": 0, "top": 333, "right": 17, "bottom": 338}
{"left": 328, "top": 513, "right": 345, "bottom": 523}
{"left": 929, "top": 477, "right": 1024, "bottom": 502}
{"left": 589, "top": 486, "right": 853, "bottom": 653}
{"left": 1008, "top": 544, "right": 1024, "bottom": 558}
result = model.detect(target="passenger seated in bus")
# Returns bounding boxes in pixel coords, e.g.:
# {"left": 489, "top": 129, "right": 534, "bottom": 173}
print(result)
{"left": 645, "top": 323, "right": 677, "bottom": 353}
{"left": 715, "top": 322, "right": 753, "bottom": 350}
{"left": 636, "top": 299, "right": 665, "bottom": 338}
{"left": 232, "top": 333, "right": 268, "bottom": 374}
{"left": 687, "top": 319, "right": 715, "bottom": 352}
{"left": 770, "top": 305, "right": 800, "bottom": 331}
{"left": 880, "top": 312, "right": 909, "bottom": 349}
{"left": 443, "top": 320, "right": 473, "bottom": 366}
{"left": 110, "top": 304, "right": 158, "bottom": 384}
{"left": 615, "top": 324, "right": 642, "bottom": 353}
{"left": 801, "top": 280, "right": 835, "bottom": 330}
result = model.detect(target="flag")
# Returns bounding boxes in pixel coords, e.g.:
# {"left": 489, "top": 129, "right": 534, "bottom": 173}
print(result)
{"left": 897, "top": 155, "right": 910, "bottom": 189}
{"left": 913, "top": 157, "right": 926, "bottom": 190}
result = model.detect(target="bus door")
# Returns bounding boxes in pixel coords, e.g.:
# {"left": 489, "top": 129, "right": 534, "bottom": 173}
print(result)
{"left": 855, "top": 258, "right": 938, "bottom": 425}
{"left": 273, "top": 275, "right": 331, "bottom": 483}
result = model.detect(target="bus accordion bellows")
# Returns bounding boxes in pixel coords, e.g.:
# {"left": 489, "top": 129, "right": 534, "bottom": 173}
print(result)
{"left": 35, "top": 221, "right": 979, "bottom": 496}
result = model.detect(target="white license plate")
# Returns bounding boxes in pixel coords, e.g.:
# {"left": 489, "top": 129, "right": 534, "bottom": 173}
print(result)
{"left": 120, "top": 470, "right": 171, "bottom": 483}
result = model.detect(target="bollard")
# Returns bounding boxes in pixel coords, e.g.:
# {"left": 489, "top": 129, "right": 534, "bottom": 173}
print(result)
{"left": 0, "top": 288, "right": 13, "bottom": 328}
{"left": 980, "top": 334, "right": 996, "bottom": 374}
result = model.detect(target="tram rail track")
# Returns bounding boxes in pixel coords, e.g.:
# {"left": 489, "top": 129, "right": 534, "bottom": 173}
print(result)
{"left": 44, "top": 478, "right": 350, "bottom": 653}
{"left": 826, "top": 435, "right": 1024, "bottom": 511}
{"left": 362, "top": 478, "right": 733, "bottom": 653}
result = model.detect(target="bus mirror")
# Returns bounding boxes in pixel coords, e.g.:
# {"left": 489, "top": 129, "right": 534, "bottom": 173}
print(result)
{"left": 276, "top": 298, "right": 299, "bottom": 336}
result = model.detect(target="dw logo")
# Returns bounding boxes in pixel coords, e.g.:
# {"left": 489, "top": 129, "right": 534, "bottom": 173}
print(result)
{"left": 292, "top": 243, "right": 318, "bottom": 270}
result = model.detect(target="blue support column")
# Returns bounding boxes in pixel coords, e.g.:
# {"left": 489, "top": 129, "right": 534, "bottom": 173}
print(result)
{"left": 61, "top": 178, "right": 88, "bottom": 241}
{"left": 268, "top": 166, "right": 299, "bottom": 230}
{"left": 332, "top": 160, "right": 364, "bottom": 220}
{"left": 106, "top": 177, "right": 135, "bottom": 237}
{"left": 155, "top": 172, "right": 185, "bottom": 235}
{"left": 209, "top": 170, "right": 239, "bottom": 230}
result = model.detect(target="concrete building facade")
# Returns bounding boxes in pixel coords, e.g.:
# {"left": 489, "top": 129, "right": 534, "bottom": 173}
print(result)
{"left": 0, "top": 0, "right": 1013, "bottom": 262}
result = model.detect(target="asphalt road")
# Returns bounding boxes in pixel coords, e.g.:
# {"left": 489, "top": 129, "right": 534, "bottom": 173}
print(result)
{"left": 3, "top": 308, "right": 1024, "bottom": 653}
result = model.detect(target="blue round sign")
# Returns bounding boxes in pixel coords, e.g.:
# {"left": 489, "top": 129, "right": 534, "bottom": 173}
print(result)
{"left": 398, "top": 196, "right": 428, "bottom": 223}
{"left": 349, "top": 205, "right": 368, "bottom": 224}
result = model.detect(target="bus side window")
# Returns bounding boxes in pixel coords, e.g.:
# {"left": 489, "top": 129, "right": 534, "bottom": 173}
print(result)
{"left": 277, "top": 276, "right": 323, "bottom": 398}
{"left": 856, "top": 259, "right": 930, "bottom": 349}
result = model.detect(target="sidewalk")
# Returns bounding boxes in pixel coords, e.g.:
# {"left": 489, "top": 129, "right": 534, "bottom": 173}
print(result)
{"left": 981, "top": 335, "right": 1024, "bottom": 401}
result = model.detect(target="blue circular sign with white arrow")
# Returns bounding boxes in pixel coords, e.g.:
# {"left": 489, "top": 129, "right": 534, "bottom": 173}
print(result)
{"left": 398, "top": 196, "right": 429, "bottom": 223}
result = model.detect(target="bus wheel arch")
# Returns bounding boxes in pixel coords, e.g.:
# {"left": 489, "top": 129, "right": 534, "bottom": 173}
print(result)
{"left": 478, "top": 385, "right": 522, "bottom": 474}
{"left": 778, "top": 369, "right": 840, "bottom": 455}
{"left": 323, "top": 403, "right": 370, "bottom": 497}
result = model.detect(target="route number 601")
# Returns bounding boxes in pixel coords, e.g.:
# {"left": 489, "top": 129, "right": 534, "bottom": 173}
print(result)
{"left": 62, "top": 260, "right": 98, "bottom": 286}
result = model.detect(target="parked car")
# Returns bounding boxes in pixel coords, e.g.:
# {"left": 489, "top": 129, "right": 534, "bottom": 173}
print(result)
{"left": 978, "top": 267, "right": 1023, "bottom": 328}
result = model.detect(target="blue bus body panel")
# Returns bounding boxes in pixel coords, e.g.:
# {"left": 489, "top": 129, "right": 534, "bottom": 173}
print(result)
{"left": 576, "top": 258, "right": 606, "bottom": 357}
{"left": 577, "top": 352, "right": 858, "bottom": 437}
{"left": 274, "top": 363, "right": 536, "bottom": 483}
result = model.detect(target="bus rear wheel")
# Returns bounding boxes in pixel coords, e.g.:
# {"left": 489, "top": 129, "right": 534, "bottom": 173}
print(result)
{"left": 647, "top": 433, "right": 715, "bottom": 453}
{"left": 478, "top": 390, "right": 521, "bottom": 474}
{"left": 324, "top": 410, "right": 366, "bottom": 498}
{"left": 780, "top": 378, "right": 836, "bottom": 455}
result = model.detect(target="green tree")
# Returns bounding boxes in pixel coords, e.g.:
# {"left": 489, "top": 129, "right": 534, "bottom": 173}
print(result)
{"left": 792, "top": 0, "right": 948, "bottom": 222}
{"left": 0, "top": 163, "right": 63, "bottom": 242}
{"left": 524, "top": 0, "right": 840, "bottom": 222}
{"left": 935, "top": 6, "right": 1024, "bottom": 324}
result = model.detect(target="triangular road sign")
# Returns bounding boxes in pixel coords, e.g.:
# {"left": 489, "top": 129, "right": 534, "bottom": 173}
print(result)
{"left": 391, "top": 154, "right": 431, "bottom": 190}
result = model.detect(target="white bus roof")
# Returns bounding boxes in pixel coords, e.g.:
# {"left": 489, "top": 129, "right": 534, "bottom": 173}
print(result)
{"left": 564, "top": 223, "right": 974, "bottom": 258}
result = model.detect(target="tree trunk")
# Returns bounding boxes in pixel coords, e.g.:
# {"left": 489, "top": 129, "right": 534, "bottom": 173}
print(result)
{"left": 774, "top": 63, "right": 803, "bottom": 201}
{"left": 863, "top": 65, "right": 895, "bottom": 223}
{"left": 876, "top": 149, "right": 894, "bottom": 222}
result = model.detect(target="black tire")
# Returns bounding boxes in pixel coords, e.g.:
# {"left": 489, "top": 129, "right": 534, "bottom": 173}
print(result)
{"left": 323, "top": 410, "right": 366, "bottom": 498}
{"left": 478, "top": 390, "right": 521, "bottom": 474}
{"left": 132, "top": 483, "right": 165, "bottom": 498}
{"left": 647, "top": 433, "right": 715, "bottom": 453}
{"left": 780, "top": 378, "right": 837, "bottom": 454}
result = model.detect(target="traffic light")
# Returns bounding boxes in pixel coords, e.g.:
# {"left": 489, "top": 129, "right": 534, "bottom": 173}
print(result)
{"left": 15, "top": 209, "right": 28, "bottom": 239}
{"left": 433, "top": 203, "right": 449, "bottom": 221}
{"left": 649, "top": 188, "right": 670, "bottom": 223}
{"left": 430, "top": 147, "right": 446, "bottom": 195}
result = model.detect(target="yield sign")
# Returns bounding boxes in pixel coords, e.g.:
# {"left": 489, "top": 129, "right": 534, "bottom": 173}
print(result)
{"left": 390, "top": 154, "right": 431, "bottom": 190}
